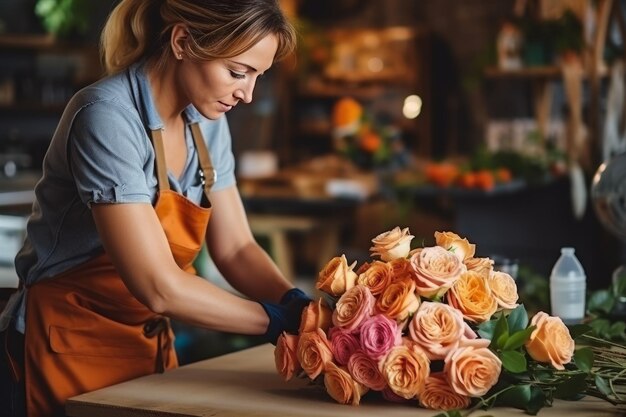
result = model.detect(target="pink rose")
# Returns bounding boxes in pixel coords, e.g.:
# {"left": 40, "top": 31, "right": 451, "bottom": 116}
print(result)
{"left": 370, "top": 227, "right": 414, "bottom": 261}
{"left": 525, "top": 312, "right": 574, "bottom": 370}
{"left": 329, "top": 327, "right": 360, "bottom": 366}
{"left": 444, "top": 340, "right": 502, "bottom": 397}
{"left": 332, "top": 285, "right": 375, "bottom": 332}
{"left": 347, "top": 350, "right": 387, "bottom": 391}
{"left": 274, "top": 332, "right": 301, "bottom": 381}
{"left": 408, "top": 301, "right": 474, "bottom": 360}
{"left": 297, "top": 328, "right": 333, "bottom": 380}
{"left": 410, "top": 246, "right": 466, "bottom": 299}
{"left": 358, "top": 314, "right": 402, "bottom": 360}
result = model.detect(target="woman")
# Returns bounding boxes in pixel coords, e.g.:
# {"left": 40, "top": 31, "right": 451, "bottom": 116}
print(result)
{"left": 0, "top": 1, "right": 311, "bottom": 416}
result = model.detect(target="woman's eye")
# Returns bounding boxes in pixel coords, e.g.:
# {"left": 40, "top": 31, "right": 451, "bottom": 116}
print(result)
{"left": 229, "top": 71, "right": 245, "bottom": 80}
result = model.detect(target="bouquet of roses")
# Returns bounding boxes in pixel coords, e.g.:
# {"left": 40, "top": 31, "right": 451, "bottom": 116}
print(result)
{"left": 274, "top": 228, "right": 626, "bottom": 415}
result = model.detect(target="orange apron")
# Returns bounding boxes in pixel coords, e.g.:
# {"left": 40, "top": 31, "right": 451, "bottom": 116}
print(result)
{"left": 23, "top": 123, "right": 215, "bottom": 417}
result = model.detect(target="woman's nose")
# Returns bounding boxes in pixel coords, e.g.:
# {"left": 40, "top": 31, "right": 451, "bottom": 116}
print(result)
{"left": 234, "top": 80, "right": 255, "bottom": 103}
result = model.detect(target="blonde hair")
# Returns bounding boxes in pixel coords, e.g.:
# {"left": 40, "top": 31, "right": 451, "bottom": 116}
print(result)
{"left": 101, "top": 0, "right": 296, "bottom": 74}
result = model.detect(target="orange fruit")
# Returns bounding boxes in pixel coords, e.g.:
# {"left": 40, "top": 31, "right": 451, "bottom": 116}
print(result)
{"left": 332, "top": 97, "right": 363, "bottom": 127}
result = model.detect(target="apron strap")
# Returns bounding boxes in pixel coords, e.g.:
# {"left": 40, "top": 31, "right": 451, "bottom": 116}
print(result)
{"left": 190, "top": 123, "right": 216, "bottom": 198}
{"left": 150, "top": 129, "right": 170, "bottom": 193}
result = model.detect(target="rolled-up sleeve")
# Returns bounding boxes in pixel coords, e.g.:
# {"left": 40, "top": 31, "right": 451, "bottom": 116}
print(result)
{"left": 68, "top": 100, "right": 153, "bottom": 207}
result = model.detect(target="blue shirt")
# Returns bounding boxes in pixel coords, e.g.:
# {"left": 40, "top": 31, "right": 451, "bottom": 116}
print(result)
{"left": 0, "top": 62, "right": 236, "bottom": 332}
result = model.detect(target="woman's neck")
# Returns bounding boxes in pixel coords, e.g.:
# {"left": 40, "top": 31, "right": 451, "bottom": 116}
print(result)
{"left": 146, "top": 60, "right": 187, "bottom": 128}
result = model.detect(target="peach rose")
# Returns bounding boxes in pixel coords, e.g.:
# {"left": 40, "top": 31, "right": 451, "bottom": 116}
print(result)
{"left": 359, "top": 314, "right": 402, "bottom": 360}
{"left": 356, "top": 261, "right": 371, "bottom": 275}
{"left": 408, "top": 301, "right": 475, "bottom": 360}
{"left": 297, "top": 328, "right": 333, "bottom": 379}
{"left": 489, "top": 271, "right": 519, "bottom": 311}
{"left": 329, "top": 327, "right": 360, "bottom": 366}
{"left": 434, "top": 231, "right": 476, "bottom": 261}
{"left": 525, "top": 312, "right": 574, "bottom": 370}
{"left": 356, "top": 261, "right": 394, "bottom": 295}
{"left": 299, "top": 298, "right": 333, "bottom": 334}
{"left": 316, "top": 255, "right": 358, "bottom": 297}
{"left": 333, "top": 285, "right": 375, "bottom": 331}
{"left": 375, "top": 277, "right": 421, "bottom": 322}
{"left": 444, "top": 340, "right": 502, "bottom": 397}
{"left": 389, "top": 257, "right": 414, "bottom": 280}
{"left": 447, "top": 271, "right": 498, "bottom": 323}
{"left": 464, "top": 257, "right": 494, "bottom": 279}
{"left": 379, "top": 342, "right": 430, "bottom": 399}
{"left": 347, "top": 350, "right": 387, "bottom": 391}
{"left": 324, "top": 361, "right": 368, "bottom": 405}
{"left": 275, "top": 332, "right": 301, "bottom": 381}
{"left": 419, "top": 373, "right": 471, "bottom": 411}
{"left": 410, "top": 246, "right": 466, "bottom": 299}
{"left": 370, "top": 227, "right": 414, "bottom": 261}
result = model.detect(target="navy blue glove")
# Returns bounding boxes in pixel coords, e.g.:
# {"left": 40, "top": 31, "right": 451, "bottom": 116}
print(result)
{"left": 259, "top": 301, "right": 290, "bottom": 345}
{"left": 280, "top": 288, "right": 313, "bottom": 309}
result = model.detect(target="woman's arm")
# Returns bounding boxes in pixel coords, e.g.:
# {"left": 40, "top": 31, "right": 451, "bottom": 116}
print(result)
{"left": 91, "top": 202, "right": 269, "bottom": 335}
{"left": 205, "top": 186, "right": 294, "bottom": 303}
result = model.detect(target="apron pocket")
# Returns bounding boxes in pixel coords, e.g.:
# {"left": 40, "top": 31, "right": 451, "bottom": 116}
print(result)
{"left": 49, "top": 325, "right": 154, "bottom": 359}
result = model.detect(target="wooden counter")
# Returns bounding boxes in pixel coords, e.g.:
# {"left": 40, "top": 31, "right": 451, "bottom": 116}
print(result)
{"left": 66, "top": 344, "right": 622, "bottom": 417}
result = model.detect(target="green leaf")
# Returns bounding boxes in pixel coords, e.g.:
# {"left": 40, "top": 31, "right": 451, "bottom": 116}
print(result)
{"left": 503, "top": 326, "right": 535, "bottom": 351}
{"left": 493, "top": 314, "right": 510, "bottom": 349}
{"left": 587, "top": 290, "right": 614, "bottom": 315}
{"left": 496, "top": 384, "right": 531, "bottom": 410}
{"left": 608, "top": 321, "right": 626, "bottom": 340}
{"left": 554, "top": 374, "right": 588, "bottom": 400}
{"left": 500, "top": 350, "right": 527, "bottom": 373}
{"left": 478, "top": 319, "right": 498, "bottom": 340}
{"left": 573, "top": 347, "right": 594, "bottom": 373}
{"left": 506, "top": 304, "right": 529, "bottom": 333}
{"left": 568, "top": 324, "right": 592, "bottom": 340}
{"left": 595, "top": 375, "right": 612, "bottom": 396}
{"left": 527, "top": 386, "right": 548, "bottom": 415}
{"left": 589, "top": 319, "right": 611, "bottom": 338}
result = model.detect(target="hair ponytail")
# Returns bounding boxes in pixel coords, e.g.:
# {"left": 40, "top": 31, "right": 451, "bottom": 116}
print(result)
{"left": 100, "top": 0, "right": 165, "bottom": 74}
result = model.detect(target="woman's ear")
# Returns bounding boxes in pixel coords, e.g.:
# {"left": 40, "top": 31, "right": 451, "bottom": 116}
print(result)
{"left": 170, "top": 23, "right": 188, "bottom": 60}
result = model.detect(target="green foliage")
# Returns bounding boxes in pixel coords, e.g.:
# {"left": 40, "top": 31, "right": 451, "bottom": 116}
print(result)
{"left": 35, "top": 0, "right": 89, "bottom": 37}
{"left": 586, "top": 274, "right": 626, "bottom": 341}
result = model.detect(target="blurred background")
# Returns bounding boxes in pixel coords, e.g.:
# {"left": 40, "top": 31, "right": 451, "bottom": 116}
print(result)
{"left": 2, "top": 0, "right": 626, "bottom": 362}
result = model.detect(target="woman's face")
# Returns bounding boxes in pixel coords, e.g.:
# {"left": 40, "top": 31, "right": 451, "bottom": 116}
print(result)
{"left": 179, "top": 34, "right": 279, "bottom": 120}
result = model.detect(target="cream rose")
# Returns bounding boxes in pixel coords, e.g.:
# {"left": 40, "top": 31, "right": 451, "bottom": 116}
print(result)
{"left": 410, "top": 246, "right": 466, "bottom": 299}
{"left": 332, "top": 285, "right": 375, "bottom": 331}
{"left": 444, "top": 340, "right": 502, "bottom": 397}
{"left": 316, "top": 255, "right": 358, "bottom": 297}
{"left": 356, "top": 261, "right": 394, "bottom": 296}
{"left": 375, "top": 277, "right": 420, "bottom": 323}
{"left": 447, "top": 271, "right": 498, "bottom": 323}
{"left": 299, "top": 298, "right": 333, "bottom": 334}
{"left": 434, "top": 231, "right": 476, "bottom": 261}
{"left": 525, "top": 312, "right": 574, "bottom": 370}
{"left": 275, "top": 332, "right": 301, "bottom": 381}
{"left": 408, "top": 301, "right": 474, "bottom": 360}
{"left": 297, "top": 328, "right": 334, "bottom": 380}
{"left": 489, "top": 271, "right": 519, "bottom": 311}
{"left": 370, "top": 227, "right": 414, "bottom": 261}
{"left": 419, "top": 373, "right": 471, "bottom": 411}
{"left": 324, "top": 361, "right": 368, "bottom": 405}
{"left": 379, "top": 341, "right": 430, "bottom": 399}
{"left": 464, "top": 256, "right": 494, "bottom": 279}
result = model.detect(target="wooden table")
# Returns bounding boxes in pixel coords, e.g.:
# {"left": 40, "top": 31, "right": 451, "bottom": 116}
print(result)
{"left": 66, "top": 344, "right": 622, "bottom": 417}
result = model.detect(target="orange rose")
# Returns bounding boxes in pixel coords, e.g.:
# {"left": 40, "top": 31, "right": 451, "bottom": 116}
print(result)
{"left": 447, "top": 271, "right": 498, "bottom": 323}
{"left": 408, "top": 301, "right": 473, "bottom": 360}
{"left": 464, "top": 257, "right": 494, "bottom": 279}
{"left": 375, "top": 277, "right": 420, "bottom": 323}
{"left": 444, "top": 340, "right": 502, "bottom": 397}
{"left": 347, "top": 350, "right": 387, "bottom": 391}
{"left": 370, "top": 227, "right": 414, "bottom": 261}
{"left": 379, "top": 341, "right": 430, "bottom": 399}
{"left": 525, "top": 312, "right": 574, "bottom": 370}
{"left": 419, "top": 373, "right": 471, "bottom": 411}
{"left": 389, "top": 257, "right": 414, "bottom": 280}
{"left": 489, "top": 271, "right": 519, "bottom": 311}
{"left": 275, "top": 332, "right": 301, "bottom": 381}
{"left": 299, "top": 298, "right": 333, "bottom": 334}
{"left": 324, "top": 361, "right": 368, "bottom": 405}
{"left": 332, "top": 285, "right": 375, "bottom": 331}
{"left": 316, "top": 255, "right": 358, "bottom": 297}
{"left": 410, "top": 246, "right": 466, "bottom": 299}
{"left": 356, "top": 261, "right": 394, "bottom": 296}
{"left": 297, "top": 328, "right": 334, "bottom": 379}
{"left": 434, "top": 231, "right": 476, "bottom": 261}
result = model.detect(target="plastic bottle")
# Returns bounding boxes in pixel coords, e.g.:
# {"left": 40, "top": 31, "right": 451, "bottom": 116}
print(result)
{"left": 550, "top": 247, "right": 586, "bottom": 325}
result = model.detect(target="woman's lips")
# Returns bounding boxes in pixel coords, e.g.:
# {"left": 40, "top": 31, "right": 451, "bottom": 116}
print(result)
{"left": 218, "top": 101, "right": 233, "bottom": 112}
